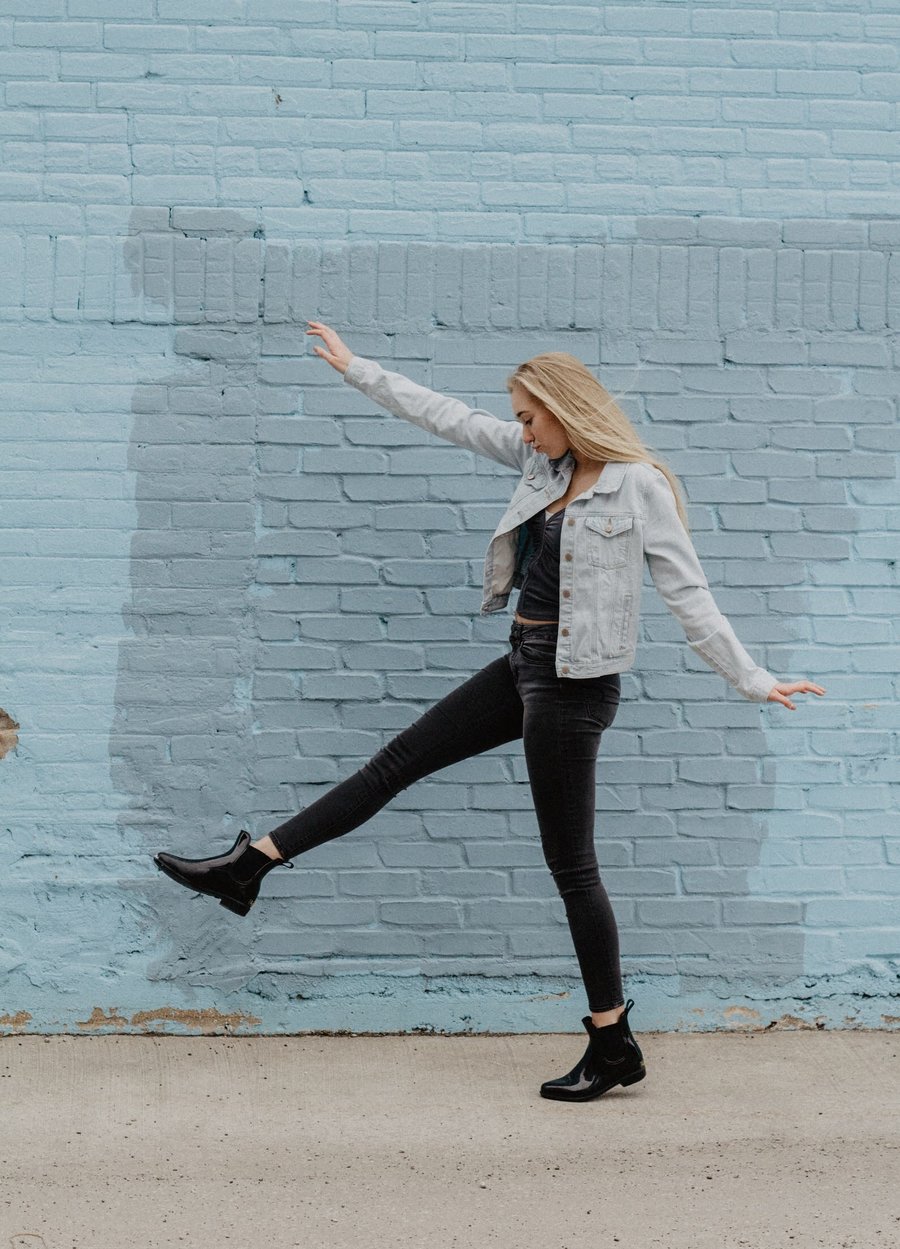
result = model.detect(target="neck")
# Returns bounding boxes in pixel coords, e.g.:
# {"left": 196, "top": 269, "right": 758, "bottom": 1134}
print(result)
{"left": 572, "top": 457, "right": 606, "bottom": 474}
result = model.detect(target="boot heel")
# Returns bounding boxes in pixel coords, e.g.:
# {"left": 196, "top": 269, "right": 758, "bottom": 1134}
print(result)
{"left": 220, "top": 896, "right": 252, "bottom": 917}
{"left": 621, "top": 1067, "right": 646, "bottom": 1086}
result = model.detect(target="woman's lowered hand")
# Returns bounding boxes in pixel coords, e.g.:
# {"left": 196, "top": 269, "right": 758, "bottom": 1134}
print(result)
{"left": 767, "top": 680, "right": 826, "bottom": 711}
{"left": 306, "top": 320, "right": 354, "bottom": 374}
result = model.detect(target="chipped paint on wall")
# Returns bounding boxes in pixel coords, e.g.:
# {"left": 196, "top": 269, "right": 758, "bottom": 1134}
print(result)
{"left": 75, "top": 1006, "right": 129, "bottom": 1030}
{"left": 0, "top": 1011, "right": 32, "bottom": 1031}
{"left": 0, "top": 708, "right": 19, "bottom": 760}
{"left": 722, "top": 1006, "right": 762, "bottom": 1026}
{"left": 129, "top": 1006, "right": 262, "bottom": 1033}
{"left": 74, "top": 1005, "right": 262, "bottom": 1034}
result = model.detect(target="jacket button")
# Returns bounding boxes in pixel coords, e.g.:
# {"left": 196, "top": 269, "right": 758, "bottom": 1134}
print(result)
{"left": 567, "top": 518, "right": 574, "bottom": 526}
{"left": 605, "top": 519, "right": 613, "bottom": 532}
{"left": 561, "top": 628, "right": 569, "bottom": 637}
{"left": 561, "top": 665, "right": 570, "bottom": 674}
{"left": 564, "top": 552, "right": 572, "bottom": 561}
{"left": 562, "top": 589, "right": 570, "bottom": 599}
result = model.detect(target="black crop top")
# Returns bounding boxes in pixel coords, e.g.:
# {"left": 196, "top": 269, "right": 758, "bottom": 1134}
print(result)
{"left": 515, "top": 505, "right": 566, "bottom": 621}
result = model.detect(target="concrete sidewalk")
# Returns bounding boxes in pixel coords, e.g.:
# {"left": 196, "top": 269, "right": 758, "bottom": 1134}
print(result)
{"left": 0, "top": 1029, "right": 896, "bottom": 1249}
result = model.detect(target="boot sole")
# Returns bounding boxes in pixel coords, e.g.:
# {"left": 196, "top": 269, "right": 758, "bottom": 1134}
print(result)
{"left": 540, "top": 1065, "right": 646, "bottom": 1101}
{"left": 153, "top": 856, "right": 254, "bottom": 917}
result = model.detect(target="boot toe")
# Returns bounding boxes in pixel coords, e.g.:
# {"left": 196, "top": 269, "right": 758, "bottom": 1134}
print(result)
{"left": 154, "top": 852, "right": 205, "bottom": 889}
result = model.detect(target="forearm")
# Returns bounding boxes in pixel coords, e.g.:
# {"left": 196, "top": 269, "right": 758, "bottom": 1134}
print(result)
{"left": 680, "top": 598, "right": 778, "bottom": 703}
{"left": 641, "top": 466, "right": 777, "bottom": 703}
{"left": 343, "top": 355, "right": 525, "bottom": 471}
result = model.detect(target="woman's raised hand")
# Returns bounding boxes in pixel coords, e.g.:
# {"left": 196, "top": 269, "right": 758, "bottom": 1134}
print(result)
{"left": 306, "top": 320, "right": 354, "bottom": 374}
{"left": 767, "top": 680, "right": 826, "bottom": 711}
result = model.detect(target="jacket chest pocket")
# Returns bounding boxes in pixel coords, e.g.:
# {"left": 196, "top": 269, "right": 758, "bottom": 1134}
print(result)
{"left": 584, "top": 514, "right": 634, "bottom": 569}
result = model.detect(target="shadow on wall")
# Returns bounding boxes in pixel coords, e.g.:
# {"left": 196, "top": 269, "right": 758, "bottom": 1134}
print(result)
{"left": 113, "top": 224, "right": 900, "bottom": 1007}
{"left": 110, "top": 210, "right": 264, "bottom": 988}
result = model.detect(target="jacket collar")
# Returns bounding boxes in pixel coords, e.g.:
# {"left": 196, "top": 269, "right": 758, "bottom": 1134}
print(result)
{"left": 550, "top": 451, "right": 628, "bottom": 495}
{"left": 592, "top": 461, "right": 629, "bottom": 494}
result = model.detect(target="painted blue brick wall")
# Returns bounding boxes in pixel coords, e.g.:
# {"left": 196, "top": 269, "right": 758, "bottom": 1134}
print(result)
{"left": 0, "top": 2, "right": 897, "bottom": 1035}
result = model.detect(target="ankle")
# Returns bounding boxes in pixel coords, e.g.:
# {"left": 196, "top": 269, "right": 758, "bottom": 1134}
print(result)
{"left": 250, "top": 835, "right": 283, "bottom": 862}
{"left": 591, "top": 1004, "right": 625, "bottom": 1028}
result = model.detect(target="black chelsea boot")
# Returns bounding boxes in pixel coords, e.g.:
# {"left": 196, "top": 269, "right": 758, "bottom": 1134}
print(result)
{"left": 540, "top": 998, "right": 646, "bottom": 1102}
{"left": 154, "top": 829, "right": 293, "bottom": 917}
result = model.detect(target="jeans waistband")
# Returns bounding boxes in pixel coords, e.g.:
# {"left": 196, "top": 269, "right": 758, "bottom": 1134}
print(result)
{"left": 509, "top": 620, "right": 559, "bottom": 643}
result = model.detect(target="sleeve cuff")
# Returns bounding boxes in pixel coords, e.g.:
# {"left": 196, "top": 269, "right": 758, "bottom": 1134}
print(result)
{"left": 343, "top": 355, "right": 369, "bottom": 386}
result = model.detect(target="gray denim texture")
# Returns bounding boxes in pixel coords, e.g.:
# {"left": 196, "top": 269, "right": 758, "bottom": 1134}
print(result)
{"left": 343, "top": 355, "right": 778, "bottom": 703}
{"left": 270, "top": 618, "right": 625, "bottom": 1011}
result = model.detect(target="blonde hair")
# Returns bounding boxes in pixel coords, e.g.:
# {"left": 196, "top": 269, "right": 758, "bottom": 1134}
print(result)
{"left": 506, "top": 351, "right": 691, "bottom": 533}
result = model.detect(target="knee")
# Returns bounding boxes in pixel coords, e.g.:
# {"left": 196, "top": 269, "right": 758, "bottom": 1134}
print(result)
{"left": 546, "top": 856, "right": 602, "bottom": 896}
{"left": 360, "top": 743, "right": 409, "bottom": 795}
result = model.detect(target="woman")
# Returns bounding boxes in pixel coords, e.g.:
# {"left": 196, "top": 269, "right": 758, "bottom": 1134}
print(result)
{"left": 155, "top": 321, "right": 825, "bottom": 1102}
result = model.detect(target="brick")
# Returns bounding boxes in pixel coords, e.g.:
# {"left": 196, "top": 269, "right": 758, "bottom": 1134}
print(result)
{"left": 6, "top": 81, "right": 92, "bottom": 106}
{"left": 104, "top": 23, "right": 191, "bottom": 50}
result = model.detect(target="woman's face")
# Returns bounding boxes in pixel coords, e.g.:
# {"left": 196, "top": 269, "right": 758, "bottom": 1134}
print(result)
{"left": 510, "top": 383, "right": 570, "bottom": 460}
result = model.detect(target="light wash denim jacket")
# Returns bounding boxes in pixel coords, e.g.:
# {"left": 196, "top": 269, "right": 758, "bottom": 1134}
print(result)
{"left": 343, "top": 356, "right": 778, "bottom": 703}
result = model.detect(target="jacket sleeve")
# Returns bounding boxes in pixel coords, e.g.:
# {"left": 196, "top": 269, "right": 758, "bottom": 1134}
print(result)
{"left": 342, "top": 355, "right": 526, "bottom": 472}
{"left": 640, "top": 465, "right": 778, "bottom": 703}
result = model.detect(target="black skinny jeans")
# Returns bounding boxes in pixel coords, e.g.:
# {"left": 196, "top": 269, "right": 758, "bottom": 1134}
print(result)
{"left": 268, "top": 620, "right": 625, "bottom": 1012}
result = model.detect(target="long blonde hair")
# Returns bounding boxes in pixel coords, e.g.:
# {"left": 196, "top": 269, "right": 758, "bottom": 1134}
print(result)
{"left": 506, "top": 352, "right": 690, "bottom": 533}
